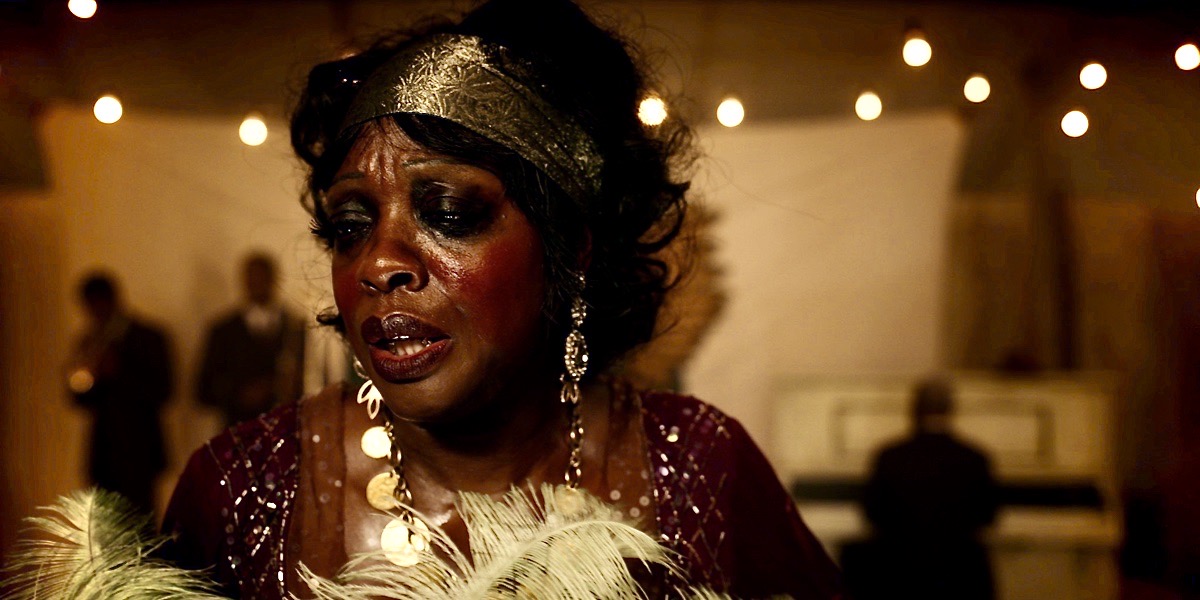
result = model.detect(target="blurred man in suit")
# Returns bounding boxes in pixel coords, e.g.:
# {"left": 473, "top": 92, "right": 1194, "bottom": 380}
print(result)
{"left": 68, "top": 273, "right": 173, "bottom": 514}
{"left": 844, "top": 378, "right": 999, "bottom": 599}
{"left": 197, "top": 253, "right": 305, "bottom": 427}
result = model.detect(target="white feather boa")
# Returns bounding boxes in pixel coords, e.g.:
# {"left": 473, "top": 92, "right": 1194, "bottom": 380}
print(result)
{"left": 6, "top": 486, "right": 731, "bottom": 599}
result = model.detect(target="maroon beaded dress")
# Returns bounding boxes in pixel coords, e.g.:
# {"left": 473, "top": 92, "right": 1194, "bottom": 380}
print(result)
{"left": 162, "top": 382, "right": 843, "bottom": 599}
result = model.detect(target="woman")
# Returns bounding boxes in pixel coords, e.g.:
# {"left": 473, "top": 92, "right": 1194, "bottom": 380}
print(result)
{"left": 162, "top": 0, "right": 843, "bottom": 597}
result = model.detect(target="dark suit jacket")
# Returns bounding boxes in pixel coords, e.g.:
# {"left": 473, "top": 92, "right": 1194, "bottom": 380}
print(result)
{"left": 865, "top": 431, "right": 998, "bottom": 540}
{"left": 847, "top": 431, "right": 998, "bottom": 599}
{"left": 196, "top": 308, "right": 305, "bottom": 426}
{"left": 72, "top": 317, "right": 173, "bottom": 499}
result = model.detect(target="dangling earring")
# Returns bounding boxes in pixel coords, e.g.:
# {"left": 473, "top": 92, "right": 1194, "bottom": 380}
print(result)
{"left": 353, "top": 357, "right": 384, "bottom": 420}
{"left": 560, "top": 273, "right": 588, "bottom": 489}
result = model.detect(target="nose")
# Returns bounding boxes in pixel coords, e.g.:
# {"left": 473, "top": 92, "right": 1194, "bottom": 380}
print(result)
{"left": 358, "top": 239, "right": 428, "bottom": 295}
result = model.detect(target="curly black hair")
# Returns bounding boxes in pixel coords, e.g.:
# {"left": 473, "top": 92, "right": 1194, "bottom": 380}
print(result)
{"left": 290, "top": 0, "right": 696, "bottom": 375}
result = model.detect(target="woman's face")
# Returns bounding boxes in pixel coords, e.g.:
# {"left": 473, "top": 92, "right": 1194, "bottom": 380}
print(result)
{"left": 325, "top": 121, "right": 549, "bottom": 422}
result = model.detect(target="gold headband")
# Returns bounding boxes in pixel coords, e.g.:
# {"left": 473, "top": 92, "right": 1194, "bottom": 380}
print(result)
{"left": 341, "top": 34, "right": 603, "bottom": 203}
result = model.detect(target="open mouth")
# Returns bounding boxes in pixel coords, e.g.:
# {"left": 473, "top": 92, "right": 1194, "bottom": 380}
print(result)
{"left": 361, "top": 314, "right": 452, "bottom": 382}
{"left": 373, "top": 336, "right": 444, "bottom": 357}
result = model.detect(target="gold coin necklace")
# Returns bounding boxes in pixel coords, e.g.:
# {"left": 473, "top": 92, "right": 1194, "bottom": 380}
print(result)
{"left": 357, "top": 318, "right": 589, "bottom": 567}
{"left": 360, "top": 410, "right": 431, "bottom": 567}
{"left": 355, "top": 278, "right": 593, "bottom": 567}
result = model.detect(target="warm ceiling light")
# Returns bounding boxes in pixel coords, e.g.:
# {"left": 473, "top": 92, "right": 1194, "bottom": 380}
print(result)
{"left": 855, "top": 91, "right": 882, "bottom": 121}
{"left": 902, "top": 33, "right": 932, "bottom": 67}
{"left": 1176, "top": 43, "right": 1200, "bottom": 71}
{"left": 716, "top": 97, "right": 744, "bottom": 128}
{"left": 1195, "top": 187, "right": 1200, "bottom": 209}
{"left": 93, "top": 95, "right": 122, "bottom": 124}
{"left": 638, "top": 95, "right": 667, "bottom": 126}
{"left": 963, "top": 75, "right": 991, "bottom": 103}
{"left": 239, "top": 114, "right": 268, "bottom": 146}
{"left": 1061, "top": 110, "right": 1089, "bottom": 138}
{"left": 67, "top": 0, "right": 97, "bottom": 19}
{"left": 1079, "top": 62, "right": 1107, "bottom": 90}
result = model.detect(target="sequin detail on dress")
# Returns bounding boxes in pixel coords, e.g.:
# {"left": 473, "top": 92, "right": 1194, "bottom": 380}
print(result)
{"left": 196, "top": 404, "right": 299, "bottom": 598}
{"left": 642, "top": 392, "right": 734, "bottom": 592}
{"left": 163, "top": 386, "right": 844, "bottom": 598}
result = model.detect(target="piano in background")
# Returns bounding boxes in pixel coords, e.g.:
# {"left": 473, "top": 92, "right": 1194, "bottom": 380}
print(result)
{"left": 773, "top": 373, "right": 1120, "bottom": 600}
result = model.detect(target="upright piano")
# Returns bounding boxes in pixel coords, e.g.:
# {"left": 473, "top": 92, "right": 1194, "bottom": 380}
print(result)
{"left": 773, "top": 373, "right": 1120, "bottom": 600}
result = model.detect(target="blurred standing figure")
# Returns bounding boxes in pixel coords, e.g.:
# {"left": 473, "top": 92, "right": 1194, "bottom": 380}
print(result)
{"left": 844, "top": 379, "right": 999, "bottom": 599}
{"left": 67, "top": 273, "right": 173, "bottom": 514}
{"left": 197, "top": 253, "right": 305, "bottom": 427}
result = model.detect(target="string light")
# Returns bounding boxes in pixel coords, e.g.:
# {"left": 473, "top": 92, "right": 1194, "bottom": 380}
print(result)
{"left": 93, "top": 95, "right": 122, "bottom": 124}
{"left": 963, "top": 75, "right": 991, "bottom": 103}
{"left": 1176, "top": 43, "right": 1200, "bottom": 71}
{"left": 1061, "top": 110, "right": 1089, "bottom": 137}
{"left": 638, "top": 95, "right": 667, "bottom": 126}
{"left": 1195, "top": 186, "right": 1200, "bottom": 209}
{"left": 902, "top": 31, "right": 932, "bottom": 67}
{"left": 67, "top": 0, "right": 97, "bottom": 19}
{"left": 239, "top": 114, "right": 268, "bottom": 146}
{"left": 855, "top": 91, "right": 882, "bottom": 121}
{"left": 1079, "top": 62, "right": 1107, "bottom": 90}
{"left": 716, "top": 97, "right": 744, "bottom": 128}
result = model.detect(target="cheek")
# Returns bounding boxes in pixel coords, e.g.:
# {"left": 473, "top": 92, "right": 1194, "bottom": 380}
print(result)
{"left": 444, "top": 231, "right": 546, "bottom": 342}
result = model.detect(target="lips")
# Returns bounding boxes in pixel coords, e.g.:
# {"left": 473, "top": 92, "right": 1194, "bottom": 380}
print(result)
{"left": 361, "top": 313, "right": 452, "bottom": 383}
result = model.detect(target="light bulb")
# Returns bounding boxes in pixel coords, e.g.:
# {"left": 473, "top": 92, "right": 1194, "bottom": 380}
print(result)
{"left": 638, "top": 96, "right": 667, "bottom": 126}
{"left": 855, "top": 91, "right": 882, "bottom": 121}
{"left": 1061, "top": 110, "right": 1089, "bottom": 138}
{"left": 1079, "top": 62, "right": 1107, "bottom": 90}
{"left": 239, "top": 114, "right": 268, "bottom": 146}
{"left": 68, "top": 0, "right": 97, "bottom": 19}
{"left": 903, "top": 36, "right": 932, "bottom": 67}
{"left": 1176, "top": 43, "right": 1200, "bottom": 71}
{"left": 963, "top": 75, "right": 991, "bottom": 103}
{"left": 93, "top": 95, "right": 122, "bottom": 124}
{"left": 716, "top": 98, "right": 744, "bottom": 128}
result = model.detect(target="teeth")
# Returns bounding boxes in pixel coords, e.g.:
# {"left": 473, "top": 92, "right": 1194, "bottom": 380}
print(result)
{"left": 388, "top": 338, "right": 431, "bottom": 357}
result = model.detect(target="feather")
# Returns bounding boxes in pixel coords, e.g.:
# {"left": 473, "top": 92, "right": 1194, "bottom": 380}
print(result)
{"left": 3, "top": 488, "right": 225, "bottom": 600}
{"left": 5, "top": 488, "right": 744, "bottom": 599}
{"left": 298, "top": 483, "right": 688, "bottom": 600}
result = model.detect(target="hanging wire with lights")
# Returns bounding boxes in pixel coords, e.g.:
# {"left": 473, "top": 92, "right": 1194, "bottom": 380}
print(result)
{"left": 55, "top": 4, "right": 1200, "bottom": 207}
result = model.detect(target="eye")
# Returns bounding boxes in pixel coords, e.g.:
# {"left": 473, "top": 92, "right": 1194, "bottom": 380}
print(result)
{"left": 418, "top": 195, "right": 492, "bottom": 239}
{"left": 317, "top": 198, "right": 374, "bottom": 251}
